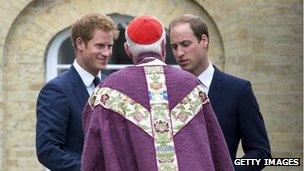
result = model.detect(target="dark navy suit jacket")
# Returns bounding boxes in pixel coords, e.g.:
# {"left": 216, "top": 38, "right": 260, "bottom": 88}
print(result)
{"left": 208, "top": 67, "right": 271, "bottom": 171}
{"left": 36, "top": 66, "right": 105, "bottom": 171}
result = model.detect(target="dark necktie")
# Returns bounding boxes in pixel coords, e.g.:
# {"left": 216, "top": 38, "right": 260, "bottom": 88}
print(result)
{"left": 93, "top": 77, "right": 101, "bottom": 87}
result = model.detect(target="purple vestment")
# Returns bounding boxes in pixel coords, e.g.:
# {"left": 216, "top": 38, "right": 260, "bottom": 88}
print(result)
{"left": 81, "top": 59, "right": 233, "bottom": 171}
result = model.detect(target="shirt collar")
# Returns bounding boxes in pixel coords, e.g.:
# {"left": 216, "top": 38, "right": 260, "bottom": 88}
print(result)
{"left": 197, "top": 61, "right": 215, "bottom": 88}
{"left": 73, "top": 59, "right": 101, "bottom": 87}
{"left": 137, "top": 58, "right": 166, "bottom": 66}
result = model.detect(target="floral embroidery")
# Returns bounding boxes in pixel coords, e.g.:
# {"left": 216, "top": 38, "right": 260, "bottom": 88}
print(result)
{"left": 180, "top": 97, "right": 189, "bottom": 105}
{"left": 100, "top": 94, "right": 109, "bottom": 105}
{"left": 150, "top": 82, "right": 163, "bottom": 90}
{"left": 89, "top": 87, "right": 152, "bottom": 137}
{"left": 199, "top": 91, "right": 209, "bottom": 104}
{"left": 144, "top": 66, "right": 179, "bottom": 170}
{"left": 133, "top": 113, "right": 145, "bottom": 122}
{"left": 176, "top": 113, "right": 188, "bottom": 122}
{"left": 171, "top": 85, "right": 209, "bottom": 134}
{"left": 154, "top": 120, "right": 170, "bottom": 133}
{"left": 156, "top": 145, "right": 176, "bottom": 163}
{"left": 160, "top": 91, "right": 168, "bottom": 100}
{"left": 88, "top": 86, "right": 101, "bottom": 107}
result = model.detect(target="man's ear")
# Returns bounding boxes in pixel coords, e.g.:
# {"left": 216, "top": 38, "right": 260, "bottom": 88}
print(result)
{"left": 200, "top": 34, "right": 209, "bottom": 50}
{"left": 124, "top": 43, "right": 132, "bottom": 59}
{"left": 75, "top": 37, "right": 85, "bottom": 51}
{"left": 161, "top": 40, "right": 166, "bottom": 61}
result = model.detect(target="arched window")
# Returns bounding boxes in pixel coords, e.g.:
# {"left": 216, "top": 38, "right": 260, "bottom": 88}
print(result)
{"left": 46, "top": 14, "right": 176, "bottom": 81}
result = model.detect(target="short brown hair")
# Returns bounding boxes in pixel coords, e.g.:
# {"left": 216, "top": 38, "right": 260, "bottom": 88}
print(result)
{"left": 169, "top": 14, "right": 209, "bottom": 41}
{"left": 70, "top": 13, "right": 119, "bottom": 49}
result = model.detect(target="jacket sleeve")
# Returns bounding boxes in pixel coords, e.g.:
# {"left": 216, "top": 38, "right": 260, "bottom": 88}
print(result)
{"left": 236, "top": 81, "right": 271, "bottom": 171}
{"left": 203, "top": 102, "right": 234, "bottom": 171}
{"left": 36, "top": 83, "right": 80, "bottom": 171}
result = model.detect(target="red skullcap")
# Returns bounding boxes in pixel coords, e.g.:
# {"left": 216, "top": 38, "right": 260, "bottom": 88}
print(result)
{"left": 127, "top": 16, "right": 163, "bottom": 45}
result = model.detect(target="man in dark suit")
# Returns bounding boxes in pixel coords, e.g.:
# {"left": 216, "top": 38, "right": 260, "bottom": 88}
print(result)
{"left": 169, "top": 14, "right": 271, "bottom": 170}
{"left": 36, "top": 13, "right": 118, "bottom": 171}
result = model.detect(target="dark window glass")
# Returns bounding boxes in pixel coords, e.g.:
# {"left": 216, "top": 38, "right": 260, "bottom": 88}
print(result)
{"left": 58, "top": 38, "right": 75, "bottom": 64}
{"left": 110, "top": 23, "right": 133, "bottom": 65}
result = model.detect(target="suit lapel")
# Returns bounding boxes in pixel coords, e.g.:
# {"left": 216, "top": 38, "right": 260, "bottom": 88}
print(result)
{"left": 208, "top": 66, "right": 223, "bottom": 110}
{"left": 68, "top": 66, "right": 90, "bottom": 106}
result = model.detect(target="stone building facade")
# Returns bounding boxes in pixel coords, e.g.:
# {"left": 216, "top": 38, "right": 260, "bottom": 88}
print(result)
{"left": 0, "top": 0, "right": 302, "bottom": 170}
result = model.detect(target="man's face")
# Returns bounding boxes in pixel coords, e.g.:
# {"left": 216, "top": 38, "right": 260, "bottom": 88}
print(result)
{"left": 170, "top": 23, "right": 208, "bottom": 76}
{"left": 77, "top": 29, "right": 113, "bottom": 76}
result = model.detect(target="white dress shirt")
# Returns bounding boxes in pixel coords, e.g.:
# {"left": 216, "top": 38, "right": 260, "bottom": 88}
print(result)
{"left": 73, "top": 60, "right": 102, "bottom": 95}
{"left": 197, "top": 61, "right": 215, "bottom": 95}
